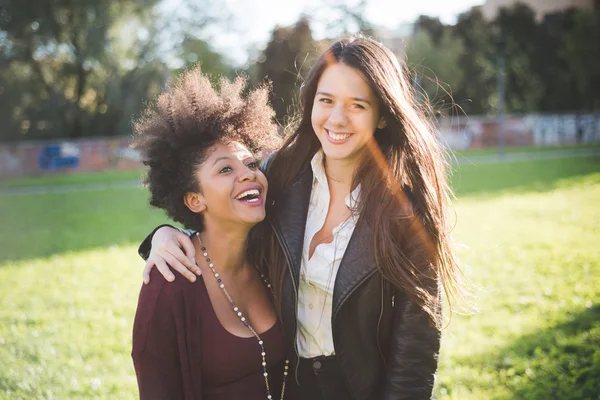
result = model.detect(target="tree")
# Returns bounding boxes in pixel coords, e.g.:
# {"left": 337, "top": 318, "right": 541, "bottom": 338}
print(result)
{"left": 0, "top": 0, "right": 232, "bottom": 141}
{"left": 176, "top": 36, "right": 232, "bottom": 80}
{"left": 415, "top": 15, "right": 445, "bottom": 45}
{"left": 256, "top": 17, "right": 316, "bottom": 123}
{"left": 451, "top": 8, "right": 496, "bottom": 115}
{"left": 406, "top": 29, "right": 465, "bottom": 115}
{"left": 323, "top": 0, "right": 374, "bottom": 36}
{"left": 0, "top": 0, "right": 163, "bottom": 140}
{"left": 562, "top": 8, "right": 600, "bottom": 111}
{"left": 494, "top": 4, "right": 544, "bottom": 113}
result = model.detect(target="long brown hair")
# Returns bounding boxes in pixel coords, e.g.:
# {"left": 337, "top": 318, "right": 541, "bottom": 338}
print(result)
{"left": 256, "top": 36, "right": 461, "bottom": 327}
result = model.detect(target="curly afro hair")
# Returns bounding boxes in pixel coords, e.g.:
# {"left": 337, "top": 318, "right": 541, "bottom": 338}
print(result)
{"left": 131, "top": 67, "right": 281, "bottom": 231}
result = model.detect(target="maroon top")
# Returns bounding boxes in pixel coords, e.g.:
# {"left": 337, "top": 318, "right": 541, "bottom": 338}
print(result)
{"left": 132, "top": 268, "right": 286, "bottom": 400}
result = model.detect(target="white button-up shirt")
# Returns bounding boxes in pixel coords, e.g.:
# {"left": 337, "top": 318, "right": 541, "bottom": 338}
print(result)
{"left": 296, "top": 150, "right": 360, "bottom": 357}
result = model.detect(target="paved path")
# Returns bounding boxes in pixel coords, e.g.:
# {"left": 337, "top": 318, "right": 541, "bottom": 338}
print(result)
{"left": 1, "top": 147, "right": 599, "bottom": 196}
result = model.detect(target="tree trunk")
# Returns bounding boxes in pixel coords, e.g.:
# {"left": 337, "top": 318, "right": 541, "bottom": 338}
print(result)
{"left": 70, "top": 60, "right": 88, "bottom": 138}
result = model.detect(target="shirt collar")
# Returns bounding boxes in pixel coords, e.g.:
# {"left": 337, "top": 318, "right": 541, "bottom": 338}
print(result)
{"left": 310, "top": 150, "right": 361, "bottom": 211}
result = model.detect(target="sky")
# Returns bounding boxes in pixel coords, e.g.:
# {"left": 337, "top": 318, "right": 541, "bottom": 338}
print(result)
{"left": 161, "top": 0, "right": 486, "bottom": 66}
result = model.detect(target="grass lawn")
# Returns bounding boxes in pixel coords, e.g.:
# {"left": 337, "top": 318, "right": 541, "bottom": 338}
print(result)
{"left": 451, "top": 143, "right": 599, "bottom": 158}
{"left": 0, "top": 170, "right": 142, "bottom": 189}
{"left": 1, "top": 155, "right": 599, "bottom": 399}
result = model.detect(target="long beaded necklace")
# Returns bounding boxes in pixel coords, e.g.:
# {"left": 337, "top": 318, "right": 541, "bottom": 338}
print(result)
{"left": 196, "top": 232, "right": 289, "bottom": 400}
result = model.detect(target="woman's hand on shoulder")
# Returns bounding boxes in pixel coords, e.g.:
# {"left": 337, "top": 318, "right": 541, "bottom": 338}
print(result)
{"left": 143, "top": 227, "right": 201, "bottom": 284}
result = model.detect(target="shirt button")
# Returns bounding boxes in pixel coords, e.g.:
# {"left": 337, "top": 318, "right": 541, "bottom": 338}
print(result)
{"left": 308, "top": 303, "right": 313, "bottom": 310}
{"left": 313, "top": 361, "right": 322, "bottom": 370}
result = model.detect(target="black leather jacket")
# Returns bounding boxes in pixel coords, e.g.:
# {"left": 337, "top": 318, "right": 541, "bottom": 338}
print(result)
{"left": 265, "top": 165, "right": 440, "bottom": 400}
{"left": 138, "top": 164, "right": 440, "bottom": 400}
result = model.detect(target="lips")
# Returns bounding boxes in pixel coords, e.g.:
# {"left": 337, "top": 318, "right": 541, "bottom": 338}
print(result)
{"left": 325, "top": 129, "right": 352, "bottom": 143}
{"left": 234, "top": 185, "right": 263, "bottom": 206}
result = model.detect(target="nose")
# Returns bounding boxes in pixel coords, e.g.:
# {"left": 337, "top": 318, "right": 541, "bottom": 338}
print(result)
{"left": 328, "top": 104, "right": 348, "bottom": 127}
{"left": 238, "top": 165, "right": 257, "bottom": 182}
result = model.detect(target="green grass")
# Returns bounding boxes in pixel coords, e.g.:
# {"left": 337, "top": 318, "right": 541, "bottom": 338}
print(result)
{"left": 0, "top": 188, "right": 165, "bottom": 262}
{"left": 452, "top": 143, "right": 599, "bottom": 158}
{"left": 0, "top": 170, "right": 142, "bottom": 189}
{"left": 1, "top": 156, "right": 599, "bottom": 399}
{"left": 438, "top": 171, "right": 600, "bottom": 399}
{"left": 451, "top": 155, "right": 600, "bottom": 196}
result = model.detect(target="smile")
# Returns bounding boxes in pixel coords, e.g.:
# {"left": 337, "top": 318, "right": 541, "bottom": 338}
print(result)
{"left": 235, "top": 189, "right": 260, "bottom": 202}
{"left": 326, "top": 129, "right": 351, "bottom": 142}
{"left": 234, "top": 188, "right": 263, "bottom": 206}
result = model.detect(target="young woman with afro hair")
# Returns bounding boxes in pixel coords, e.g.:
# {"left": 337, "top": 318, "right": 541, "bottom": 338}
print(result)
{"left": 130, "top": 67, "right": 289, "bottom": 400}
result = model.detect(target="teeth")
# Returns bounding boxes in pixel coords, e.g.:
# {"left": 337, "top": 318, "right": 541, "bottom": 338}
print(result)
{"left": 327, "top": 130, "right": 350, "bottom": 141}
{"left": 235, "top": 189, "right": 260, "bottom": 200}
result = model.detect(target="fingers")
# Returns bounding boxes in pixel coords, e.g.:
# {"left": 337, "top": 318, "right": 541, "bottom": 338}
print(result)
{"left": 160, "top": 250, "right": 197, "bottom": 283}
{"left": 178, "top": 234, "right": 199, "bottom": 273}
{"left": 154, "top": 257, "right": 176, "bottom": 283}
{"left": 161, "top": 239, "right": 201, "bottom": 275}
{"left": 143, "top": 258, "right": 155, "bottom": 284}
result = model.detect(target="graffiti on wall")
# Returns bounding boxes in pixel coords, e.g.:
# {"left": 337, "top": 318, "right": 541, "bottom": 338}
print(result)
{"left": 0, "top": 137, "right": 143, "bottom": 179}
{"left": 38, "top": 143, "right": 80, "bottom": 171}
{"left": 0, "top": 149, "right": 23, "bottom": 178}
{"left": 523, "top": 114, "right": 600, "bottom": 145}
{"left": 438, "top": 113, "right": 599, "bottom": 150}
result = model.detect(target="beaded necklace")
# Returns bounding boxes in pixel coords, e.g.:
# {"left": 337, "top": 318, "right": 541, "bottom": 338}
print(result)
{"left": 196, "top": 232, "right": 289, "bottom": 400}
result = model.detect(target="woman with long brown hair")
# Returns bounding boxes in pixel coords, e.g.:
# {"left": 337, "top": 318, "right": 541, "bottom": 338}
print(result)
{"left": 138, "top": 36, "right": 461, "bottom": 399}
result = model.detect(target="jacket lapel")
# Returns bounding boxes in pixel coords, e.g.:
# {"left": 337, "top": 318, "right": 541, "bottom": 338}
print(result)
{"left": 332, "top": 214, "right": 377, "bottom": 321}
{"left": 268, "top": 168, "right": 313, "bottom": 287}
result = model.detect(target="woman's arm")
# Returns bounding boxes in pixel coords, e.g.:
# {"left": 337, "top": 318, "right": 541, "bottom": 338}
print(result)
{"left": 380, "top": 294, "right": 441, "bottom": 400}
{"left": 132, "top": 270, "right": 199, "bottom": 399}
{"left": 380, "top": 217, "right": 442, "bottom": 400}
{"left": 138, "top": 225, "right": 200, "bottom": 283}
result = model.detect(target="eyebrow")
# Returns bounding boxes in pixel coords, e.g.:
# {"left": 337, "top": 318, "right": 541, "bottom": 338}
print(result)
{"left": 316, "top": 91, "right": 372, "bottom": 106}
{"left": 212, "top": 155, "right": 255, "bottom": 167}
{"left": 212, "top": 156, "right": 231, "bottom": 166}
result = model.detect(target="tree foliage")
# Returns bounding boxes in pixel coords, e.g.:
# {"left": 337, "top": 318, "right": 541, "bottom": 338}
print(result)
{"left": 0, "top": 0, "right": 232, "bottom": 141}
{"left": 2, "top": 2, "right": 599, "bottom": 142}
{"left": 256, "top": 18, "right": 316, "bottom": 123}
{"left": 405, "top": 5, "right": 600, "bottom": 116}
{"left": 406, "top": 27, "right": 464, "bottom": 113}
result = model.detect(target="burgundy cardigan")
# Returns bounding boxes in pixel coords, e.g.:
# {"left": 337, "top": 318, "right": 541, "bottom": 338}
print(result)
{"left": 132, "top": 268, "right": 286, "bottom": 400}
{"left": 132, "top": 268, "right": 205, "bottom": 399}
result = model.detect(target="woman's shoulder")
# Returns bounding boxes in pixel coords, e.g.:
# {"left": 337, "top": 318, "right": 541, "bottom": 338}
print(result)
{"left": 140, "top": 268, "right": 208, "bottom": 309}
{"left": 133, "top": 270, "right": 208, "bottom": 356}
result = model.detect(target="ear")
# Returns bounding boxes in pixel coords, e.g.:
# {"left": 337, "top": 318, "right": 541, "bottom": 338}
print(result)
{"left": 377, "top": 117, "right": 387, "bottom": 130}
{"left": 184, "top": 192, "right": 206, "bottom": 214}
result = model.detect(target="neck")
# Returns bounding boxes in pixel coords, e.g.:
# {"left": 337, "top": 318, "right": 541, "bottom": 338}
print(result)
{"left": 323, "top": 155, "right": 357, "bottom": 194}
{"left": 196, "top": 220, "right": 250, "bottom": 274}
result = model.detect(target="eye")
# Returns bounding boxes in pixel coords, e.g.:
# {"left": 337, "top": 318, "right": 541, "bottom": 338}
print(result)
{"left": 352, "top": 103, "right": 366, "bottom": 110}
{"left": 318, "top": 97, "right": 332, "bottom": 104}
{"left": 247, "top": 161, "right": 258, "bottom": 169}
{"left": 219, "top": 166, "right": 232, "bottom": 174}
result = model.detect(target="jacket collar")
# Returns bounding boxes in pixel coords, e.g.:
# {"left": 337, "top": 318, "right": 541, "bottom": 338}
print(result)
{"left": 269, "top": 165, "right": 378, "bottom": 318}
{"left": 268, "top": 166, "right": 313, "bottom": 288}
{"left": 332, "top": 214, "right": 377, "bottom": 320}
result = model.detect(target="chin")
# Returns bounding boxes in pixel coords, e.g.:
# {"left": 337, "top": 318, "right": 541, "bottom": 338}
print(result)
{"left": 241, "top": 211, "right": 266, "bottom": 225}
{"left": 321, "top": 146, "right": 354, "bottom": 161}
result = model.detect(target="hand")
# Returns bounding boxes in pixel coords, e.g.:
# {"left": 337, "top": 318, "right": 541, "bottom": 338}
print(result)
{"left": 143, "top": 227, "right": 201, "bottom": 284}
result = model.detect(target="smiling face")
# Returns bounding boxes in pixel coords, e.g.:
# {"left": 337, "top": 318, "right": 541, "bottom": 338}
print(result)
{"left": 311, "top": 62, "right": 386, "bottom": 166}
{"left": 184, "top": 141, "right": 268, "bottom": 232}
